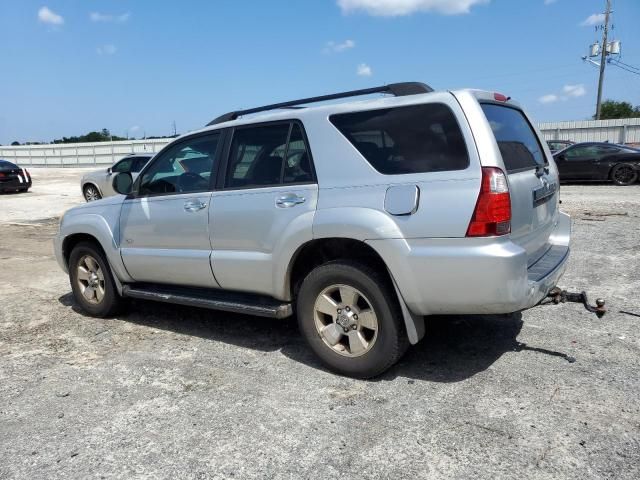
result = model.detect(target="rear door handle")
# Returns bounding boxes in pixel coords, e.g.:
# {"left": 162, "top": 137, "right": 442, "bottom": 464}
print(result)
{"left": 276, "top": 194, "right": 306, "bottom": 208}
{"left": 184, "top": 200, "right": 207, "bottom": 212}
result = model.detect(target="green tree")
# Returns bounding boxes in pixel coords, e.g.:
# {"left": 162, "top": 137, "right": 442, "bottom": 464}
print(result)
{"left": 595, "top": 100, "right": 640, "bottom": 120}
{"left": 11, "top": 141, "right": 20, "bottom": 146}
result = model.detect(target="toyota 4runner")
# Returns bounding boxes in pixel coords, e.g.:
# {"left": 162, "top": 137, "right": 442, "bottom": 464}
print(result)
{"left": 54, "top": 82, "right": 570, "bottom": 378}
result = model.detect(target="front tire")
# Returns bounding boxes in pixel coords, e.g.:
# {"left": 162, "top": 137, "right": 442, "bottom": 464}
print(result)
{"left": 83, "top": 184, "right": 102, "bottom": 202}
{"left": 611, "top": 164, "right": 638, "bottom": 186}
{"left": 296, "top": 261, "right": 408, "bottom": 379}
{"left": 69, "top": 242, "right": 125, "bottom": 317}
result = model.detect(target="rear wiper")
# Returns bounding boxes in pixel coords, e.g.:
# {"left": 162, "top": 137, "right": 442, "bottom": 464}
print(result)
{"left": 535, "top": 163, "right": 549, "bottom": 177}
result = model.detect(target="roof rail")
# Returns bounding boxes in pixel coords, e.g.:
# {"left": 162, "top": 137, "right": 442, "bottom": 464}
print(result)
{"left": 206, "top": 82, "right": 434, "bottom": 126}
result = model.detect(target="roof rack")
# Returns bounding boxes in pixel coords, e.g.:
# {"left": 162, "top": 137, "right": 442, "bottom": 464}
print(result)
{"left": 206, "top": 82, "right": 434, "bottom": 126}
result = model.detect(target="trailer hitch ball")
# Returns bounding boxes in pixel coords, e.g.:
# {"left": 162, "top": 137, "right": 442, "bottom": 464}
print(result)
{"left": 547, "top": 288, "right": 606, "bottom": 318}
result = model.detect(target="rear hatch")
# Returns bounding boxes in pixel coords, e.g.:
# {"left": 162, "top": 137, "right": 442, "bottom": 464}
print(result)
{"left": 479, "top": 102, "right": 559, "bottom": 266}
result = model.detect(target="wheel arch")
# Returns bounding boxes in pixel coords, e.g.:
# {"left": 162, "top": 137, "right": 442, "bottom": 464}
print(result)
{"left": 287, "top": 237, "right": 425, "bottom": 344}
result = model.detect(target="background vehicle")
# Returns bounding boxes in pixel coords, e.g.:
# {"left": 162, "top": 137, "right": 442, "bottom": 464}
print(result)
{"left": 553, "top": 142, "right": 640, "bottom": 185}
{"left": 547, "top": 140, "right": 574, "bottom": 154}
{"left": 81, "top": 154, "right": 152, "bottom": 201}
{"left": 0, "top": 159, "right": 31, "bottom": 193}
{"left": 55, "top": 82, "right": 570, "bottom": 378}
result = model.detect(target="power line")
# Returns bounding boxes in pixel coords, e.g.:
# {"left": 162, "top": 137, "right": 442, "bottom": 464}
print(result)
{"left": 609, "top": 61, "right": 640, "bottom": 76}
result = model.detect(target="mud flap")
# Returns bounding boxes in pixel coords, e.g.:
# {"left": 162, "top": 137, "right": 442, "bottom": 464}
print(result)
{"left": 389, "top": 272, "right": 425, "bottom": 344}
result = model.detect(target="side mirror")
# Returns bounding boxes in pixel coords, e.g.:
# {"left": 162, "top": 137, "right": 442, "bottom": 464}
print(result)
{"left": 107, "top": 167, "right": 112, "bottom": 174}
{"left": 112, "top": 172, "right": 133, "bottom": 195}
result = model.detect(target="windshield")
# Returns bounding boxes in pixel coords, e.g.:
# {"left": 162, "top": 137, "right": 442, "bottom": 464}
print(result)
{"left": 481, "top": 104, "right": 547, "bottom": 173}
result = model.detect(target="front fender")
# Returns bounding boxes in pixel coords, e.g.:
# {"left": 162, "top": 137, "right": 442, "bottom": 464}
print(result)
{"left": 57, "top": 212, "right": 132, "bottom": 283}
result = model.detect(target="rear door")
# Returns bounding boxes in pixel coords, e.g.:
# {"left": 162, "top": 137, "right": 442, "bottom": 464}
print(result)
{"left": 480, "top": 103, "right": 558, "bottom": 265}
{"left": 210, "top": 121, "right": 317, "bottom": 298}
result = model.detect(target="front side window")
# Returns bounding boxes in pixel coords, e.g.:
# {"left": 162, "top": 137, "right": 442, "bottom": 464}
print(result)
{"left": 565, "top": 146, "right": 598, "bottom": 159}
{"left": 330, "top": 103, "right": 469, "bottom": 175}
{"left": 112, "top": 158, "right": 133, "bottom": 173}
{"left": 481, "top": 104, "right": 546, "bottom": 173}
{"left": 138, "top": 134, "right": 220, "bottom": 195}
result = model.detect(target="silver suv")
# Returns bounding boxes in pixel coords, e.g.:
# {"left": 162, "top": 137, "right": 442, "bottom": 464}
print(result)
{"left": 54, "top": 83, "right": 570, "bottom": 378}
{"left": 81, "top": 154, "right": 152, "bottom": 201}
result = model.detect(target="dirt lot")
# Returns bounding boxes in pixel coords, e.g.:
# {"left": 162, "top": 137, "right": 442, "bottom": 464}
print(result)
{"left": 1, "top": 169, "right": 639, "bottom": 479}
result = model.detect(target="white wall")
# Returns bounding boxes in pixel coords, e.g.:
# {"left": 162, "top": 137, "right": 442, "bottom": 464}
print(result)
{"left": 2, "top": 118, "right": 640, "bottom": 167}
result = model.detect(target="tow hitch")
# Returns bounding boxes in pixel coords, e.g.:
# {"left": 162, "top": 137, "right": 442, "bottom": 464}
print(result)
{"left": 546, "top": 287, "right": 607, "bottom": 318}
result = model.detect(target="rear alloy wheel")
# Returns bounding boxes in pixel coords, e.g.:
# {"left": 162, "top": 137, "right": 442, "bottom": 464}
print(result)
{"left": 611, "top": 164, "right": 638, "bottom": 186}
{"left": 69, "top": 242, "right": 125, "bottom": 317}
{"left": 84, "top": 185, "right": 102, "bottom": 202}
{"left": 297, "top": 260, "right": 408, "bottom": 378}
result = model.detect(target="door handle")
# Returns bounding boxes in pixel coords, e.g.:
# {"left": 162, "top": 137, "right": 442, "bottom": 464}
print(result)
{"left": 276, "top": 194, "right": 306, "bottom": 208}
{"left": 184, "top": 200, "right": 207, "bottom": 212}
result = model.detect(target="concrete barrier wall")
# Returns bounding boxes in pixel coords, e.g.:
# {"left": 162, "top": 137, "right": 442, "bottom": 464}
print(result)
{"left": 2, "top": 118, "right": 640, "bottom": 167}
{"left": 0, "top": 139, "right": 171, "bottom": 167}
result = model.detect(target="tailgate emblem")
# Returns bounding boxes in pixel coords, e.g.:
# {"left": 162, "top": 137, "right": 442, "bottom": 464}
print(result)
{"left": 533, "top": 180, "right": 557, "bottom": 206}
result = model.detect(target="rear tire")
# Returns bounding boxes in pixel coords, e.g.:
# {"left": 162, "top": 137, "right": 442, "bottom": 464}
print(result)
{"left": 83, "top": 184, "right": 102, "bottom": 202}
{"left": 296, "top": 260, "right": 408, "bottom": 379}
{"left": 611, "top": 164, "right": 638, "bottom": 186}
{"left": 69, "top": 242, "right": 125, "bottom": 317}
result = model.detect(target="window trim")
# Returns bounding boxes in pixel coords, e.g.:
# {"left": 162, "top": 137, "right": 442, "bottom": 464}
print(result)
{"left": 219, "top": 119, "right": 317, "bottom": 192}
{"left": 329, "top": 102, "right": 471, "bottom": 176}
{"left": 129, "top": 130, "right": 225, "bottom": 199}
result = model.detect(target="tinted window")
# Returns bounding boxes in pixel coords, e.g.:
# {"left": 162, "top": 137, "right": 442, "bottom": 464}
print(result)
{"left": 283, "top": 124, "right": 313, "bottom": 184}
{"left": 330, "top": 104, "right": 469, "bottom": 175}
{"left": 565, "top": 145, "right": 598, "bottom": 159}
{"left": 226, "top": 124, "right": 290, "bottom": 188}
{"left": 0, "top": 160, "right": 18, "bottom": 169}
{"left": 113, "top": 158, "right": 133, "bottom": 173}
{"left": 139, "top": 134, "right": 220, "bottom": 195}
{"left": 481, "top": 104, "right": 545, "bottom": 172}
{"left": 131, "top": 157, "right": 150, "bottom": 173}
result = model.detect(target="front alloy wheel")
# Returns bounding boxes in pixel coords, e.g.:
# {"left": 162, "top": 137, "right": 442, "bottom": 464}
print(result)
{"left": 76, "top": 254, "right": 105, "bottom": 304}
{"left": 84, "top": 185, "right": 101, "bottom": 202}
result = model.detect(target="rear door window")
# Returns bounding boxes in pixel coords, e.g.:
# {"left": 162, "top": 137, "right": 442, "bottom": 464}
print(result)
{"left": 481, "top": 104, "right": 546, "bottom": 173}
{"left": 329, "top": 103, "right": 469, "bottom": 175}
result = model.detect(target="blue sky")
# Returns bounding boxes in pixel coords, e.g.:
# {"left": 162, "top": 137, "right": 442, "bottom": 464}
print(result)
{"left": 1, "top": 0, "right": 639, "bottom": 144}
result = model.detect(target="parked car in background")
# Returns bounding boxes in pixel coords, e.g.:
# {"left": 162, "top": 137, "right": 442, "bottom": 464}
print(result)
{"left": 0, "top": 159, "right": 31, "bottom": 193}
{"left": 55, "top": 82, "right": 572, "bottom": 378}
{"left": 547, "top": 140, "right": 574, "bottom": 154}
{"left": 553, "top": 142, "right": 640, "bottom": 185}
{"left": 81, "top": 154, "right": 152, "bottom": 201}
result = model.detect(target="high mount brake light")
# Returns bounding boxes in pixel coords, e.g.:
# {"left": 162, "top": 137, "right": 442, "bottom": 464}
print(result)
{"left": 494, "top": 93, "right": 509, "bottom": 102}
{"left": 466, "top": 167, "right": 511, "bottom": 237}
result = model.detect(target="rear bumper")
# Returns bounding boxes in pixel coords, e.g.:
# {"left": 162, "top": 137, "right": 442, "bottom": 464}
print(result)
{"left": 367, "top": 211, "right": 571, "bottom": 316}
{"left": 0, "top": 177, "right": 31, "bottom": 191}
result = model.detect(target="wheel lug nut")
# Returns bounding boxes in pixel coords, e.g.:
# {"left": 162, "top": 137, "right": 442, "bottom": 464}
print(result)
{"left": 337, "top": 309, "right": 342, "bottom": 314}
{"left": 345, "top": 307, "right": 350, "bottom": 312}
{"left": 353, "top": 314, "right": 358, "bottom": 320}
{"left": 351, "top": 325, "right": 357, "bottom": 330}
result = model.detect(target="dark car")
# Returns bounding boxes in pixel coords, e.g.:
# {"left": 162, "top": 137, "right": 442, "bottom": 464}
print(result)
{"left": 553, "top": 142, "right": 640, "bottom": 186}
{"left": 547, "top": 140, "right": 575, "bottom": 154}
{"left": 0, "top": 159, "right": 32, "bottom": 193}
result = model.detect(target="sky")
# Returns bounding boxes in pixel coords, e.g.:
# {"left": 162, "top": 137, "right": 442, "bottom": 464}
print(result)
{"left": 1, "top": 0, "right": 639, "bottom": 144}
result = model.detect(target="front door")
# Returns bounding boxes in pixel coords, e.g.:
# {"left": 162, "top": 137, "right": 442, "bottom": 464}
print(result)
{"left": 559, "top": 145, "right": 599, "bottom": 180}
{"left": 210, "top": 122, "right": 317, "bottom": 298}
{"left": 119, "top": 132, "right": 223, "bottom": 288}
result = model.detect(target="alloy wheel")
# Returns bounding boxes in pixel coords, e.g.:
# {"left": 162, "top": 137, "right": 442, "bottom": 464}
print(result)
{"left": 313, "top": 284, "right": 379, "bottom": 357}
{"left": 76, "top": 255, "right": 105, "bottom": 304}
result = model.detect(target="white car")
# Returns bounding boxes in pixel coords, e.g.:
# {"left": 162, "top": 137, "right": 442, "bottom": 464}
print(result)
{"left": 81, "top": 154, "right": 152, "bottom": 201}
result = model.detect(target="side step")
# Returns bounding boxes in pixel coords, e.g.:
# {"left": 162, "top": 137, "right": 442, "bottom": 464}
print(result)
{"left": 121, "top": 283, "right": 293, "bottom": 319}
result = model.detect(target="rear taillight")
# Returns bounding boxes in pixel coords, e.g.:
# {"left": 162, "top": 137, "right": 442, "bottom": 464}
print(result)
{"left": 466, "top": 167, "right": 511, "bottom": 237}
{"left": 0, "top": 172, "right": 5, "bottom": 178}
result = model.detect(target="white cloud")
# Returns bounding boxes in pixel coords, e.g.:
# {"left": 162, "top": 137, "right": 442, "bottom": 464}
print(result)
{"left": 323, "top": 39, "right": 356, "bottom": 54}
{"left": 563, "top": 84, "right": 586, "bottom": 97}
{"left": 90, "top": 12, "right": 130, "bottom": 23}
{"left": 337, "top": 0, "right": 489, "bottom": 16}
{"left": 357, "top": 63, "right": 373, "bottom": 76}
{"left": 539, "top": 94, "right": 559, "bottom": 104}
{"left": 38, "top": 6, "right": 64, "bottom": 25}
{"left": 581, "top": 13, "right": 605, "bottom": 26}
{"left": 97, "top": 44, "right": 117, "bottom": 55}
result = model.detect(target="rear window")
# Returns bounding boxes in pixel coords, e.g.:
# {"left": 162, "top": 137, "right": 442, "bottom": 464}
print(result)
{"left": 481, "top": 104, "right": 546, "bottom": 173}
{"left": 330, "top": 103, "right": 469, "bottom": 175}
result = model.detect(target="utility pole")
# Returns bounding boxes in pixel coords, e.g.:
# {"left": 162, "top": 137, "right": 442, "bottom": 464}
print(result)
{"left": 172, "top": 121, "right": 177, "bottom": 136}
{"left": 595, "top": 0, "right": 612, "bottom": 120}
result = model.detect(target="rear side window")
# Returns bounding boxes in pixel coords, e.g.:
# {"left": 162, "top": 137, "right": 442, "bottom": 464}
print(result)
{"left": 329, "top": 103, "right": 469, "bottom": 175}
{"left": 481, "top": 104, "right": 546, "bottom": 173}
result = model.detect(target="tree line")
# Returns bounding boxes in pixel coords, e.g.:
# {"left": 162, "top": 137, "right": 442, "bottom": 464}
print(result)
{"left": 8, "top": 129, "right": 178, "bottom": 146}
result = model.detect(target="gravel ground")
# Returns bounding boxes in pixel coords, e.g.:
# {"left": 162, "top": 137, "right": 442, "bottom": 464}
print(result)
{"left": 0, "top": 172, "right": 639, "bottom": 479}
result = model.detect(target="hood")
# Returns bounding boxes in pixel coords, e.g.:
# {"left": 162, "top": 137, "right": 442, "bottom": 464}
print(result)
{"left": 65, "top": 193, "right": 125, "bottom": 216}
